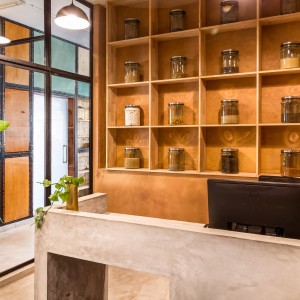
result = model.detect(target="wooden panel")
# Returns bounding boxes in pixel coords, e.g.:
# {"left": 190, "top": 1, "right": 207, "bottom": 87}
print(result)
{"left": 205, "top": 28, "right": 257, "bottom": 75}
{"left": 204, "top": 0, "right": 256, "bottom": 27}
{"left": 154, "top": 82, "right": 199, "bottom": 126}
{"left": 108, "top": 86, "right": 149, "bottom": 126}
{"left": 260, "top": 0, "right": 281, "bottom": 18}
{"left": 4, "top": 157, "right": 30, "bottom": 223}
{"left": 156, "top": 36, "right": 199, "bottom": 80}
{"left": 261, "top": 74, "right": 300, "bottom": 123}
{"left": 261, "top": 21, "right": 300, "bottom": 71}
{"left": 204, "top": 78, "right": 256, "bottom": 125}
{"left": 260, "top": 125, "right": 300, "bottom": 174}
{"left": 5, "top": 89, "right": 30, "bottom": 152}
{"left": 204, "top": 126, "right": 257, "bottom": 173}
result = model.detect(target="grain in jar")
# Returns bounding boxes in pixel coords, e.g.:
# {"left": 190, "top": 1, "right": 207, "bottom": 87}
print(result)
{"left": 220, "top": 49, "right": 239, "bottom": 74}
{"left": 219, "top": 99, "right": 239, "bottom": 124}
{"left": 168, "top": 102, "right": 184, "bottom": 125}
{"left": 221, "top": 148, "right": 239, "bottom": 174}
{"left": 169, "top": 9, "right": 186, "bottom": 32}
{"left": 220, "top": 0, "right": 239, "bottom": 24}
{"left": 125, "top": 104, "right": 141, "bottom": 126}
{"left": 168, "top": 148, "right": 185, "bottom": 171}
{"left": 170, "top": 56, "right": 187, "bottom": 79}
{"left": 280, "top": 149, "right": 300, "bottom": 177}
{"left": 124, "top": 18, "right": 140, "bottom": 39}
{"left": 124, "top": 147, "right": 140, "bottom": 169}
{"left": 124, "top": 61, "right": 140, "bottom": 83}
{"left": 280, "top": 42, "right": 300, "bottom": 69}
{"left": 281, "top": 96, "right": 300, "bottom": 123}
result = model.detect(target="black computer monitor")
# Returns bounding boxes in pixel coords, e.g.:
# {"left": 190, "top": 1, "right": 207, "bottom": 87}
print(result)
{"left": 207, "top": 179, "right": 300, "bottom": 239}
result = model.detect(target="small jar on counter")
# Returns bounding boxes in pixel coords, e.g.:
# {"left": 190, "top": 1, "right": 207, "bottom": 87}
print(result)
{"left": 124, "top": 18, "right": 140, "bottom": 39}
{"left": 280, "top": 41, "right": 300, "bottom": 69}
{"left": 220, "top": 0, "right": 239, "bottom": 24}
{"left": 219, "top": 99, "right": 239, "bottom": 124}
{"left": 124, "top": 147, "right": 140, "bottom": 169}
{"left": 281, "top": 149, "right": 300, "bottom": 177}
{"left": 221, "top": 148, "right": 239, "bottom": 174}
{"left": 170, "top": 56, "right": 187, "bottom": 79}
{"left": 169, "top": 9, "right": 186, "bottom": 32}
{"left": 281, "top": 96, "right": 300, "bottom": 123}
{"left": 168, "top": 102, "right": 184, "bottom": 125}
{"left": 280, "top": 0, "right": 298, "bottom": 14}
{"left": 124, "top": 61, "right": 140, "bottom": 83}
{"left": 220, "top": 49, "right": 239, "bottom": 74}
{"left": 125, "top": 104, "right": 141, "bottom": 126}
{"left": 168, "top": 147, "right": 185, "bottom": 171}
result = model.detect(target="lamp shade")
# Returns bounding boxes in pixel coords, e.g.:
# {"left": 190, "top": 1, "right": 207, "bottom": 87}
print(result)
{"left": 55, "top": 2, "right": 90, "bottom": 30}
{"left": 0, "top": 36, "right": 11, "bottom": 44}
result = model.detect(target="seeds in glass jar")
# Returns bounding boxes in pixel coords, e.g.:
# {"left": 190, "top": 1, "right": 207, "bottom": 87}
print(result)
{"left": 124, "top": 157, "right": 140, "bottom": 169}
{"left": 280, "top": 57, "right": 300, "bottom": 69}
{"left": 125, "top": 70, "right": 140, "bottom": 83}
{"left": 170, "top": 117, "right": 184, "bottom": 125}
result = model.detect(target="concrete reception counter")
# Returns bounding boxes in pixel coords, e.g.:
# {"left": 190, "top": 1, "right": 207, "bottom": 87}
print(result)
{"left": 35, "top": 193, "right": 300, "bottom": 300}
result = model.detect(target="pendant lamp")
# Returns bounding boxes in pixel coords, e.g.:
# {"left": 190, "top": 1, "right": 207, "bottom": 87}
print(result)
{"left": 0, "top": 36, "right": 10, "bottom": 44}
{"left": 54, "top": 0, "right": 90, "bottom": 30}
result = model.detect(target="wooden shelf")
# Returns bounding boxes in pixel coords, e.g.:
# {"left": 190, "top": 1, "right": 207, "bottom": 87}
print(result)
{"left": 105, "top": 0, "right": 300, "bottom": 176}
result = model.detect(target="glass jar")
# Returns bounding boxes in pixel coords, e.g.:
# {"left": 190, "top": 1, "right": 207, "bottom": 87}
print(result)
{"left": 124, "top": 18, "right": 140, "bottom": 39}
{"left": 281, "top": 96, "right": 300, "bottom": 123}
{"left": 280, "top": 41, "right": 300, "bottom": 69}
{"left": 220, "top": 0, "right": 239, "bottom": 24}
{"left": 221, "top": 148, "right": 239, "bottom": 174}
{"left": 124, "top": 61, "right": 140, "bottom": 83}
{"left": 168, "top": 102, "right": 184, "bottom": 125}
{"left": 168, "top": 147, "right": 185, "bottom": 171}
{"left": 170, "top": 56, "right": 187, "bottom": 79}
{"left": 125, "top": 104, "right": 141, "bottom": 126}
{"left": 220, "top": 49, "right": 239, "bottom": 74}
{"left": 280, "top": 0, "right": 297, "bottom": 14}
{"left": 219, "top": 99, "right": 239, "bottom": 124}
{"left": 124, "top": 147, "right": 140, "bottom": 169}
{"left": 169, "top": 9, "right": 186, "bottom": 32}
{"left": 281, "top": 149, "right": 300, "bottom": 177}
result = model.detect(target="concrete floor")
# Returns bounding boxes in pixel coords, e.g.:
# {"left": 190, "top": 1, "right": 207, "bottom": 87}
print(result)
{"left": 0, "top": 222, "right": 169, "bottom": 299}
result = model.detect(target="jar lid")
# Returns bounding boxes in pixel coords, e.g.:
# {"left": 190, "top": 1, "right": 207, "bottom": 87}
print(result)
{"left": 124, "top": 61, "right": 140, "bottom": 65}
{"left": 124, "top": 146, "right": 140, "bottom": 151}
{"left": 221, "top": 148, "right": 239, "bottom": 153}
{"left": 221, "top": 49, "right": 239, "bottom": 54}
{"left": 124, "top": 18, "right": 140, "bottom": 24}
{"left": 281, "top": 96, "right": 300, "bottom": 101}
{"left": 281, "top": 149, "right": 300, "bottom": 153}
{"left": 171, "top": 55, "right": 187, "bottom": 61}
{"left": 169, "top": 147, "right": 185, "bottom": 151}
{"left": 168, "top": 102, "right": 184, "bottom": 106}
{"left": 280, "top": 41, "right": 300, "bottom": 48}
{"left": 221, "top": 99, "right": 239, "bottom": 103}
{"left": 169, "top": 9, "right": 186, "bottom": 15}
{"left": 220, "top": 0, "right": 239, "bottom": 6}
{"left": 125, "top": 104, "right": 140, "bottom": 108}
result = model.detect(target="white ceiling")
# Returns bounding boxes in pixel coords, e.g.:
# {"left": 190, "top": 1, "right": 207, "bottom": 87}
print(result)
{"left": 0, "top": 0, "right": 103, "bottom": 47}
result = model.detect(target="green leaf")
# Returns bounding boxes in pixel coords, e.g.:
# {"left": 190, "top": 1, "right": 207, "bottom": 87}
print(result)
{"left": 49, "top": 192, "right": 59, "bottom": 202}
{"left": 35, "top": 207, "right": 44, "bottom": 214}
{"left": 78, "top": 177, "right": 84, "bottom": 184}
{"left": 59, "top": 191, "right": 69, "bottom": 203}
{"left": 42, "top": 179, "right": 52, "bottom": 187}
{"left": 0, "top": 120, "right": 9, "bottom": 131}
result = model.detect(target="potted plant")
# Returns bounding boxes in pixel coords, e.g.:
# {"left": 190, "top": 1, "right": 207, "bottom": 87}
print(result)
{"left": 34, "top": 175, "right": 84, "bottom": 229}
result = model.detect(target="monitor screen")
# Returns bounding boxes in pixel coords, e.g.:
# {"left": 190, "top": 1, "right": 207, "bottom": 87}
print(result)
{"left": 207, "top": 179, "right": 300, "bottom": 239}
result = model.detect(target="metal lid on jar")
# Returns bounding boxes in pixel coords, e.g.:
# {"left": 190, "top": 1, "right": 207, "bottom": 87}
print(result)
{"left": 171, "top": 55, "right": 187, "bottom": 61}
{"left": 221, "top": 99, "right": 239, "bottom": 103}
{"left": 280, "top": 41, "right": 300, "bottom": 48}
{"left": 124, "top": 61, "right": 140, "bottom": 66}
{"left": 168, "top": 102, "right": 184, "bottom": 106}
{"left": 221, "top": 148, "right": 239, "bottom": 153}
{"left": 281, "top": 149, "right": 300, "bottom": 153}
{"left": 281, "top": 96, "right": 300, "bottom": 101}
{"left": 169, "top": 147, "right": 185, "bottom": 151}
{"left": 220, "top": 0, "right": 239, "bottom": 6}
{"left": 221, "top": 49, "right": 239, "bottom": 55}
{"left": 125, "top": 104, "right": 140, "bottom": 108}
{"left": 124, "top": 146, "right": 140, "bottom": 151}
{"left": 169, "top": 9, "right": 186, "bottom": 15}
{"left": 124, "top": 18, "right": 140, "bottom": 24}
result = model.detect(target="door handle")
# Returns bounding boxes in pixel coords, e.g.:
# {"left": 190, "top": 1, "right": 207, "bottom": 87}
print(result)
{"left": 63, "top": 145, "right": 68, "bottom": 163}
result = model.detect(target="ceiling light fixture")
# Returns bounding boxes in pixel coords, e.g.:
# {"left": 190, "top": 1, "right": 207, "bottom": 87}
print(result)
{"left": 54, "top": 0, "right": 90, "bottom": 30}
{"left": 0, "top": 0, "right": 24, "bottom": 10}
{"left": 0, "top": 36, "right": 10, "bottom": 45}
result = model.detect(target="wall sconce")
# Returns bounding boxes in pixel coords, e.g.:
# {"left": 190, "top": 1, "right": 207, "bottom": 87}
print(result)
{"left": 54, "top": 0, "right": 90, "bottom": 30}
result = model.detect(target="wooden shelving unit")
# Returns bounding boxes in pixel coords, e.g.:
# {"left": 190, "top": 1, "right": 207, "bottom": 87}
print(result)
{"left": 106, "top": 0, "right": 300, "bottom": 177}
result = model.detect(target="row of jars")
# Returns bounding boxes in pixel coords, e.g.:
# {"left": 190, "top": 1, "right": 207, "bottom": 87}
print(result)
{"left": 124, "top": 0, "right": 299, "bottom": 40}
{"left": 124, "top": 96, "right": 300, "bottom": 126}
{"left": 123, "top": 146, "right": 300, "bottom": 177}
